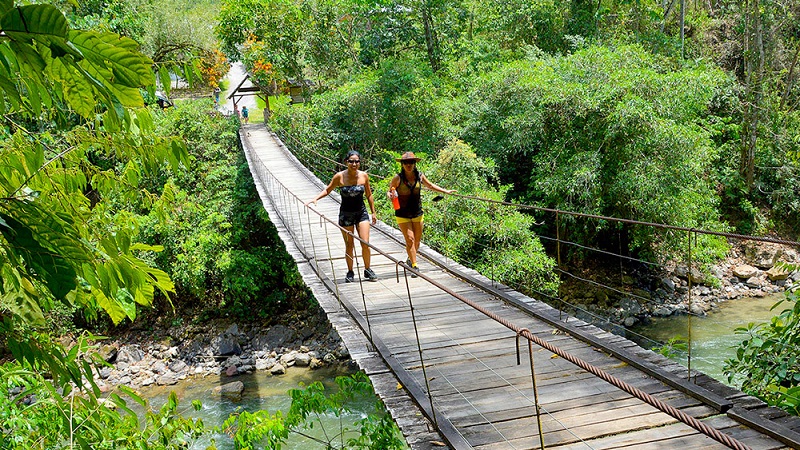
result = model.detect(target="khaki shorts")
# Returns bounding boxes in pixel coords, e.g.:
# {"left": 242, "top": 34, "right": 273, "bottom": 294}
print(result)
{"left": 396, "top": 215, "right": 424, "bottom": 224}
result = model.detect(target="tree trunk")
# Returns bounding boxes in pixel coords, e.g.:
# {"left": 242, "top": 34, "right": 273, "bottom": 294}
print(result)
{"left": 421, "top": 2, "right": 441, "bottom": 72}
{"left": 740, "top": 0, "right": 764, "bottom": 190}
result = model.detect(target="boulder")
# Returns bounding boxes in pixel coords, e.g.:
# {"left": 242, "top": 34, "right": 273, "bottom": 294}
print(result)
{"left": 156, "top": 374, "right": 178, "bottom": 386}
{"left": 674, "top": 266, "right": 707, "bottom": 285}
{"left": 214, "top": 381, "right": 245, "bottom": 400}
{"left": 733, "top": 264, "right": 759, "bottom": 279}
{"left": 116, "top": 346, "right": 145, "bottom": 364}
{"left": 294, "top": 353, "right": 312, "bottom": 367}
{"left": 766, "top": 265, "right": 790, "bottom": 281}
{"left": 745, "top": 243, "right": 783, "bottom": 269}
{"left": 216, "top": 336, "right": 242, "bottom": 356}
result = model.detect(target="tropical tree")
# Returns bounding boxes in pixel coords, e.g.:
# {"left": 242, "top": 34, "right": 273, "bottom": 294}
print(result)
{"left": 64, "top": 0, "right": 217, "bottom": 93}
{"left": 217, "top": 0, "right": 305, "bottom": 82}
{"left": 0, "top": 1, "right": 186, "bottom": 382}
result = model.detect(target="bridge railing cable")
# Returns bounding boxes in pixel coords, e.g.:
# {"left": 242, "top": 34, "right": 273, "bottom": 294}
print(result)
{"left": 272, "top": 127, "right": 800, "bottom": 384}
{"left": 247, "top": 130, "right": 770, "bottom": 450}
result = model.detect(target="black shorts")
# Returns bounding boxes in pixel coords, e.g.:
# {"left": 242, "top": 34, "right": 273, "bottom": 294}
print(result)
{"left": 339, "top": 209, "right": 369, "bottom": 227}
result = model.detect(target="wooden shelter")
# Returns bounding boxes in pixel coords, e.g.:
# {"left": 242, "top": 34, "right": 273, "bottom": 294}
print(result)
{"left": 227, "top": 73, "right": 270, "bottom": 118}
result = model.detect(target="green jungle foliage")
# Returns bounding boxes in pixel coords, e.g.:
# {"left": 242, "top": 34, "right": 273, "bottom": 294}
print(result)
{"left": 0, "top": 3, "right": 393, "bottom": 449}
{"left": 0, "top": 355, "right": 402, "bottom": 450}
{"left": 0, "top": 1, "right": 186, "bottom": 383}
{"left": 0, "top": 338, "right": 207, "bottom": 449}
{"left": 139, "top": 101, "right": 312, "bottom": 319}
{"left": 460, "top": 44, "right": 734, "bottom": 263}
{"left": 724, "top": 292, "right": 800, "bottom": 416}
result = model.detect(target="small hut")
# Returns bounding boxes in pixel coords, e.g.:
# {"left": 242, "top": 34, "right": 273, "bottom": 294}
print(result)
{"left": 287, "top": 79, "right": 314, "bottom": 104}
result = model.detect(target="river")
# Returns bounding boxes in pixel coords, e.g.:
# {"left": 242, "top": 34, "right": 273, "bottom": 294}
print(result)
{"left": 135, "top": 365, "right": 405, "bottom": 449}
{"left": 629, "top": 292, "right": 786, "bottom": 384}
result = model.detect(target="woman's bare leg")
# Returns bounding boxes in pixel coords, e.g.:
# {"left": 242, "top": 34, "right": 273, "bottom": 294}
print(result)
{"left": 341, "top": 226, "right": 355, "bottom": 271}
{"left": 398, "top": 221, "right": 416, "bottom": 265}
{"left": 411, "top": 221, "right": 423, "bottom": 260}
{"left": 356, "top": 220, "right": 371, "bottom": 269}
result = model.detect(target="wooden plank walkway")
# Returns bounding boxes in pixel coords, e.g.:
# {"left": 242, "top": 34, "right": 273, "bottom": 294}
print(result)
{"left": 240, "top": 124, "right": 800, "bottom": 450}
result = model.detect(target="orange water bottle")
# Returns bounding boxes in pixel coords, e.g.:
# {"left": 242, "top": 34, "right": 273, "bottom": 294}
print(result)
{"left": 390, "top": 187, "right": 400, "bottom": 210}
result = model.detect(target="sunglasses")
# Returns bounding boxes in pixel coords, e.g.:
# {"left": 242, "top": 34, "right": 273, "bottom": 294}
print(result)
{"left": 347, "top": 159, "right": 361, "bottom": 164}
{"left": 401, "top": 160, "right": 416, "bottom": 165}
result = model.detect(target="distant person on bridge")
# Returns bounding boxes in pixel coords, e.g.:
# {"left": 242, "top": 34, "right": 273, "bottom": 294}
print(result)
{"left": 387, "top": 151, "right": 455, "bottom": 277}
{"left": 305, "top": 150, "right": 378, "bottom": 283}
{"left": 241, "top": 106, "right": 249, "bottom": 123}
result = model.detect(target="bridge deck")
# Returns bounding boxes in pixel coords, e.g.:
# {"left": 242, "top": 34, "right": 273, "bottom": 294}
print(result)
{"left": 240, "top": 124, "right": 800, "bottom": 450}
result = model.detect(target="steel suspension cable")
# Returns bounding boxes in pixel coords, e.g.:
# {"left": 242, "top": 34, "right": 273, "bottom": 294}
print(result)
{"left": 260, "top": 130, "right": 758, "bottom": 450}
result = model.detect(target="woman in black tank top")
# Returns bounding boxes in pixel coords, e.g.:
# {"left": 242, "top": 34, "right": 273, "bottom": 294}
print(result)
{"left": 305, "top": 151, "right": 378, "bottom": 282}
{"left": 387, "top": 152, "right": 455, "bottom": 275}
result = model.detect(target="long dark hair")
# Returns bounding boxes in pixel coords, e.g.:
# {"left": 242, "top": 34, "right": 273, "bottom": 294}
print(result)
{"left": 399, "top": 163, "right": 420, "bottom": 187}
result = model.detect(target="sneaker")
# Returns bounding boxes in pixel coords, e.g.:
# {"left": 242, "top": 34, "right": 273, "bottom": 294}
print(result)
{"left": 345, "top": 270, "right": 355, "bottom": 283}
{"left": 364, "top": 268, "right": 378, "bottom": 281}
{"left": 410, "top": 264, "right": 419, "bottom": 278}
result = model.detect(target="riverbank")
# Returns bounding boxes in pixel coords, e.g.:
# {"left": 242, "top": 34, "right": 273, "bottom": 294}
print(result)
{"left": 92, "top": 306, "right": 353, "bottom": 392}
{"left": 559, "top": 241, "right": 800, "bottom": 328}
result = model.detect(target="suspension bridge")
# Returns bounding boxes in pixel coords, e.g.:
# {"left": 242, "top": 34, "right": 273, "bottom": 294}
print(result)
{"left": 239, "top": 122, "right": 800, "bottom": 450}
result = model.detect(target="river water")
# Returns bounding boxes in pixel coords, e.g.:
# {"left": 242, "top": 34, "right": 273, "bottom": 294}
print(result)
{"left": 629, "top": 293, "right": 786, "bottom": 384}
{"left": 135, "top": 365, "right": 402, "bottom": 449}
{"left": 133, "top": 294, "right": 787, "bottom": 448}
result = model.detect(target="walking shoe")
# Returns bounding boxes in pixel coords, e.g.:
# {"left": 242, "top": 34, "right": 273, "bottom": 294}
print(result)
{"left": 364, "top": 267, "right": 378, "bottom": 281}
{"left": 345, "top": 270, "right": 355, "bottom": 283}
{"left": 410, "top": 264, "right": 419, "bottom": 278}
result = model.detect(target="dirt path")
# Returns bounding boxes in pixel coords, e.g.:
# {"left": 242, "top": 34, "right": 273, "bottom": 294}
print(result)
{"left": 221, "top": 62, "right": 259, "bottom": 116}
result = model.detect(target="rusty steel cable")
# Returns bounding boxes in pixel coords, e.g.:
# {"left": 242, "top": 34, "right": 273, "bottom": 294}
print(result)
{"left": 414, "top": 268, "right": 754, "bottom": 450}
{"left": 252, "top": 145, "right": 754, "bottom": 450}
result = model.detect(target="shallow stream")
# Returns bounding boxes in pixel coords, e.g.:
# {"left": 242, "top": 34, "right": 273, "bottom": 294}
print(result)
{"left": 630, "top": 293, "right": 786, "bottom": 383}
{"left": 136, "top": 365, "right": 388, "bottom": 449}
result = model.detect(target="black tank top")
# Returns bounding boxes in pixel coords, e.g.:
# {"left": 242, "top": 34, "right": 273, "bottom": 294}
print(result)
{"left": 339, "top": 184, "right": 366, "bottom": 213}
{"left": 395, "top": 176, "right": 422, "bottom": 218}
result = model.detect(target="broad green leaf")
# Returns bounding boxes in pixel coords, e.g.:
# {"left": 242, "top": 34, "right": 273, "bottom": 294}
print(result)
{"left": 0, "top": 74, "right": 21, "bottom": 111}
{"left": 1, "top": 5, "right": 68, "bottom": 40}
{"left": 0, "top": 0, "right": 12, "bottom": 16}
{"left": 135, "top": 107, "right": 153, "bottom": 133}
{"left": 90, "top": 287, "right": 127, "bottom": 324}
{"left": 130, "top": 243, "right": 164, "bottom": 252}
{"left": 52, "top": 59, "right": 97, "bottom": 117}
{"left": 2, "top": 286, "right": 45, "bottom": 325}
{"left": 23, "top": 77, "right": 41, "bottom": 115}
{"left": 118, "top": 385, "right": 146, "bottom": 407}
{"left": 115, "top": 288, "right": 136, "bottom": 321}
{"left": 158, "top": 65, "right": 171, "bottom": 96}
{"left": 10, "top": 40, "right": 46, "bottom": 74}
{"left": 69, "top": 30, "right": 153, "bottom": 89}
{"left": 0, "top": 42, "right": 19, "bottom": 73}
{"left": 183, "top": 61, "right": 194, "bottom": 86}
{"left": 0, "top": 212, "right": 77, "bottom": 300}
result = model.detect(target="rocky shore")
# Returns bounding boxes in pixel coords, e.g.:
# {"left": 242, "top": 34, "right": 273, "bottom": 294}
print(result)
{"left": 93, "top": 309, "right": 351, "bottom": 393}
{"left": 94, "top": 243, "right": 800, "bottom": 391}
{"left": 561, "top": 242, "right": 800, "bottom": 327}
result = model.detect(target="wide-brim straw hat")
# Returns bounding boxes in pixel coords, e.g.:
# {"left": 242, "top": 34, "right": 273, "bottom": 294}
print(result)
{"left": 395, "top": 151, "right": 421, "bottom": 162}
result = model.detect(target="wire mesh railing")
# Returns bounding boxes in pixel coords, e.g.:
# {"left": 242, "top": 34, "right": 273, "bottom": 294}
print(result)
{"left": 242, "top": 128, "right": 780, "bottom": 449}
